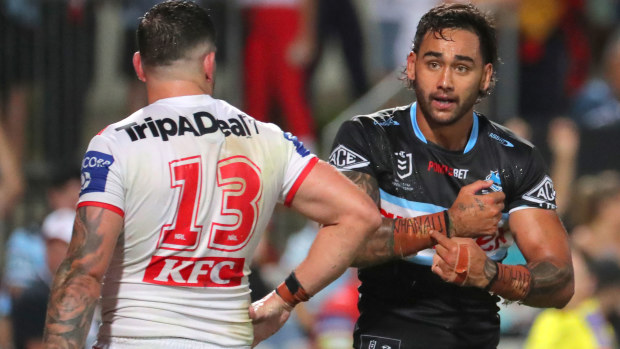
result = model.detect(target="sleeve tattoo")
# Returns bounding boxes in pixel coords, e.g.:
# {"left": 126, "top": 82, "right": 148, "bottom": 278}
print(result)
{"left": 343, "top": 171, "right": 397, "bottom": 267}
{"left": 43, "top": 207, "right": 107, "bottom": 349}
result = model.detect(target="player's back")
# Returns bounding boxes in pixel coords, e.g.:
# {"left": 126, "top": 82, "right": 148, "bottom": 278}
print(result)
{"left": 78, "top": 95, "right": 316, "bottom": 347}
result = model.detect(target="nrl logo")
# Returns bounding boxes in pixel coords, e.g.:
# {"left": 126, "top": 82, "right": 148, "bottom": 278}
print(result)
{"left": 394, "top": 151, "right": 413, "bottom": 179}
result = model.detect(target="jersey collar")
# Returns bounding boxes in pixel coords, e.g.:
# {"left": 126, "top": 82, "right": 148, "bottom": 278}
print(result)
{"left": 410, "top": 102, "right": 479, "bottom": 154}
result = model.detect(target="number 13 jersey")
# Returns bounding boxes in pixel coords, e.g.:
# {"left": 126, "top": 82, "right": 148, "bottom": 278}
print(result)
{"left": 78, "top": 95, "right": 317, "bottom": 347}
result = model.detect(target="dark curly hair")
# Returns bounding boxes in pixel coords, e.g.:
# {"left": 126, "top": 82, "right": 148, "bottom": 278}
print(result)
{"left": 137, "top": 0, "right": 216, "bottom": 67}
{"left": 404, "top": 3, "right": 498, "bottom": 99}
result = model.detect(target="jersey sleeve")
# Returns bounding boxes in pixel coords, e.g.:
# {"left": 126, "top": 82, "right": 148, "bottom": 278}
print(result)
{"left": 507, "top": 147, "right": 557, "bottom": 212}
{"left": 278, "top": 132, "right": 319, "bottom": 206}
{"left": 328, "top": 119, "right": 377, "bottom": 177}
{"left": 77, "top": 134, "right": 125, "bottom": 216}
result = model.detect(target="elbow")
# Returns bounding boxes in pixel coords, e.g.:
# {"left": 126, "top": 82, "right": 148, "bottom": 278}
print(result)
{"left": 554, "top": 280, "right": 575, "bottom": 309}
{"left": 357, "top": 205, "right": 382, "bottom": 238}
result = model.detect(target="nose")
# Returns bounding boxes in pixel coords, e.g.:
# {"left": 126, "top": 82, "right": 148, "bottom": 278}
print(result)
{"left": 437, "top": 67, "right": 454, "bottom": 91}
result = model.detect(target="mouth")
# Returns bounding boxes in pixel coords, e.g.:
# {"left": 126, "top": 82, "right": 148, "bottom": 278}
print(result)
{"left": 431, "top": 95, "right": 457, "bottom": 110}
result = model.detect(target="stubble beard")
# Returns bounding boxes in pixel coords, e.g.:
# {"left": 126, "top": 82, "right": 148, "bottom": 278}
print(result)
{"left": 413, "top": 80, "right": 479, "bottom": 127}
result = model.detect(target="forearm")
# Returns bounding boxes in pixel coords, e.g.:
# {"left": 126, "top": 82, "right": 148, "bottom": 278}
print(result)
{"left": 352, "top": 212, "right": 450, "bottom": 268}
{"left": 484, "top": 259, "right": 574, "bottom": 308}
{"left": 43, "top": 260, "right": 101, "bottom": 348}
{"left": 294, "top": 218, "right": 371, "bottom": 296}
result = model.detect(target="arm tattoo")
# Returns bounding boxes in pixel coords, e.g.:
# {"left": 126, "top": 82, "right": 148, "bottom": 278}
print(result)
{"left": 343, "top": 171, "right": 380, "bottom": 207}
{"left": 343, "top": 172, "right": 396, "bottom": 267}
{"left": 526, "top": 260, "right": 573, "bottom": 300}
{"left": 43, "top": 207, "right": 106, "bottom": 349}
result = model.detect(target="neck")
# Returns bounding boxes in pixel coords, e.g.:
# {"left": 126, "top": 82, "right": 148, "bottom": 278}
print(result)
{"left": 145, "top": 78, "right": 212, "bottom": 104}
{"left": 415, "top": 106, "right": 474, "bottom": 152}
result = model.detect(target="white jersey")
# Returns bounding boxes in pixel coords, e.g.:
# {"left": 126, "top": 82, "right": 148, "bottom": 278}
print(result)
{"left": 78, "top": 95, "right": 317, "bottom": 347}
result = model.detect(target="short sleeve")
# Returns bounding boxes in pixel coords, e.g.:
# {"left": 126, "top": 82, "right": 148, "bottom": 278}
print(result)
{"left": 328, "top": 119, "right": 377, "bottom": 177}
{"left": 279, "top": 132, "right": 319, "bottom": 206}
{"left": 508, "top": 147, "right": 557, "bottom": 212}
{"left": 77, "top": 135, "right": 125, "bottom": 216}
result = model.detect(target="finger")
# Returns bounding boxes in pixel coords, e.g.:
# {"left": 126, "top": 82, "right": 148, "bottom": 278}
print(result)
{"left": 460, "top": 179, "right": 493, "bottom": 194}
{"left": 431, "top": 255, "right": 450, "bottom": 280}
{"left": 430, "top": 230, "right": 452, "bottom": 247}
{"left": 434, "top": 241, "right": 450, "bottom": 260}
{"left": 249, "top": 305, "right": 257, "bottom": 321}
{"left": 483, "top": 191, "right": 505, "bottom": 204}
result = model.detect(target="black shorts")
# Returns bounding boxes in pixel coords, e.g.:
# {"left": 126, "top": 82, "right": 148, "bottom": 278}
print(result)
{"left": 353, "top": 309, "right": 500, "bottom": 349}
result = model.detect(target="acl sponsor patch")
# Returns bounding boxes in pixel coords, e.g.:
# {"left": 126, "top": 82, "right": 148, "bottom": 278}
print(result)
{"left": 80, "top": 151, "right": 114, "bottom": 195}
{"left": 522, "top": 175, "right": 557, "bottom": 209}
{"left": 329, "top": 145, "right": 370, "bottom": 170}
{"left": 360, "top": 335, "right": 401, "bottom": 349}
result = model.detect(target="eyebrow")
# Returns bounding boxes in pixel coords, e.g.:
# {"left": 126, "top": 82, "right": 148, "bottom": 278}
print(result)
{"left": 422, "top": 51, "right": 475, "bottom": 64}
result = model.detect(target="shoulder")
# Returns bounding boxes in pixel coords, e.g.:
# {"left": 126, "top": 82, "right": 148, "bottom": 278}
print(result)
{"left": 479, "top": 115, "right": 537, "bottom": 155}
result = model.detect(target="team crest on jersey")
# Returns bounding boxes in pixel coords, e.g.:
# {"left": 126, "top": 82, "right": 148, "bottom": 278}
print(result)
{"left": 329, "top": 145, "right": 370, "bottom": 170}
{"left": 484, "top": 170, "right": 503, "bottom": 192}
{"left": 394, "top": 151, "right": 413, "bottom": 179}
{"left": 523, "top": 175, "right": 557, "bottom": 209}
{"left": 80, "top": 151, "right": 114, "bottom": 195}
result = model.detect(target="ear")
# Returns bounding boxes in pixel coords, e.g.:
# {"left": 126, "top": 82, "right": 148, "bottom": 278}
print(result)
{"left": 133, "top": 52, "right": 146, "bottom": 82}
{"left": 202, "top": 51, "right": 216, "bottom": 81}
{"left": 406, "top": 51, "right": 417, "bottom": 82}
{"left": 481, "top": 63, "right": 493, "bottom": 92}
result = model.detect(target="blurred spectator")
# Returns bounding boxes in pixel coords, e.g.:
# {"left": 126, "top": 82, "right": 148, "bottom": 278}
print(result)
{"left": 239, "top": 0, "right": 317, "bottom": 151}
{"left": 518, "top": 0, "right": 590, "bottom": 135}
{"left": 570, "top": 170, "right": 620, "bottom": 261}
{"left": 0, "top": 126, "right": 24, "bottom": 222}
{"left": 41, "top": 0, "right": 96, "bottom": 171}
{"left": 118, "top": 0, "right": 159, "bottom": 114}
{"left": 525, "top": 248, "right": 618, "bottom": 349}
{"left": 547, "top": 117, "right": 580, "bottom": 217}
{"left": 570, "top": 29, "right": 620, "bottom": 174}
{"left": 0, "top": 0, "right": 39, "bottom": 164}
{"left": 306, "top": 0, "right": 368, "bottom": 99}
{"left": 368, "top": 0, "right": 438, "bottom": 76}
{"left": 314, "top": 269, "right": 359, "bottom": 349}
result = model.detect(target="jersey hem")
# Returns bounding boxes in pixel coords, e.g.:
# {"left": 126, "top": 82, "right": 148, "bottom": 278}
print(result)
{"left": 78, "top": 201, "right": 125, "bottom": 217}
{"left": 284, "top": 157, "right": 319, "bottom": 207}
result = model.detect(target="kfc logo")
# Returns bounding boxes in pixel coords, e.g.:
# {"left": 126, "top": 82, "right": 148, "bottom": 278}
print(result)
{"left": 143, "top": 256, "right": 244, "bottom": 287}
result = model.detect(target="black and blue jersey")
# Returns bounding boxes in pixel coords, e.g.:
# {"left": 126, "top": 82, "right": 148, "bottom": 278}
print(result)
{"left": 329, "top": 102, "right": 557, "bottom": 348}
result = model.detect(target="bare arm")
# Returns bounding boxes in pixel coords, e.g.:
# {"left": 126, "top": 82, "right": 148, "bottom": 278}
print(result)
{"left": 344, "top": 171, "right": 504, "bottom": 268}
{"left": 431, "top": 209, "right": 574, "bottom": 308}
{"left": 43, "top": 206, "right": 123, "bottom": 348}
{"left": 505, "top": 209, "right": 574, "bottom": 307}
{"left": 0, "top": 126, "right": 23, "bottom": 219}
{"left": 250, "top": 161, "right": 380, "bottom": 346}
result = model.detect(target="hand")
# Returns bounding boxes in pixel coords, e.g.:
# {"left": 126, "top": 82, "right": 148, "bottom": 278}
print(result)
{"left": 430, "top": 230, "right": 492, "bottom": 289}
{"left": 249, "top": 291, "right": 292, "bottom": 347}
{"left": 448, "top": 180, "right": 504, "bottom": 238}
{"left": 547, "top": 117, "right": 579, "bottom": 160}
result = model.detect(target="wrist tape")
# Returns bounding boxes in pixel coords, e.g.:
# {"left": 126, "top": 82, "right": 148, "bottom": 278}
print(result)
{"left": 486, "top": 263, "right": 532, "bottom": 301}
{"left": 275, "top": 271, "right": 310, "bottom": 308}
{"left": 393, "top": 210, "right": 451, "bottom": 257}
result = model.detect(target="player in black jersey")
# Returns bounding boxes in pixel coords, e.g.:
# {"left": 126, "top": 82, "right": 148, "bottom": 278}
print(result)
{"left": 329, "top": 3, "right": 574, "bottom": 349}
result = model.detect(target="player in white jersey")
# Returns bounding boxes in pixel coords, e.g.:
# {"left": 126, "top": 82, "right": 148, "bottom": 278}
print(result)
{"left": 42, "top": 2, "right": 381, "bottom": 348}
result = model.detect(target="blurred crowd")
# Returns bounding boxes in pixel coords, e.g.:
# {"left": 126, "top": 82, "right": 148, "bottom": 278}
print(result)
{"left": 1, "top": 0, "right": 620, "bottom": 348}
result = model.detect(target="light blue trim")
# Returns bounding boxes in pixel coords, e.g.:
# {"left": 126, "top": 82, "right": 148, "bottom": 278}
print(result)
{"left": 405, "top": 254, "right": 433, "bottom": 265}
{"left": 410, "top": 102, "right": 427, "bottom": 143}
{"left": 463, "top": 113, "right": 479, "bottom": 153}
{"left": 409, "top": 102, "right": 479, "bottom": 154}
{"left": 380, "top": 189, "right": 446, "bottom": 213}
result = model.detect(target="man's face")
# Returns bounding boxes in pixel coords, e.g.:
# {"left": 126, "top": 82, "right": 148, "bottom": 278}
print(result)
{"left": 407, "top": 29, "right": 492, "bottom": 126}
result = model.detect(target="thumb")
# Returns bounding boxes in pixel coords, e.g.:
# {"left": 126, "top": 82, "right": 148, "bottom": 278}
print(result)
{"left": 461, "top": 180, "right": 493, "bottom": 194}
